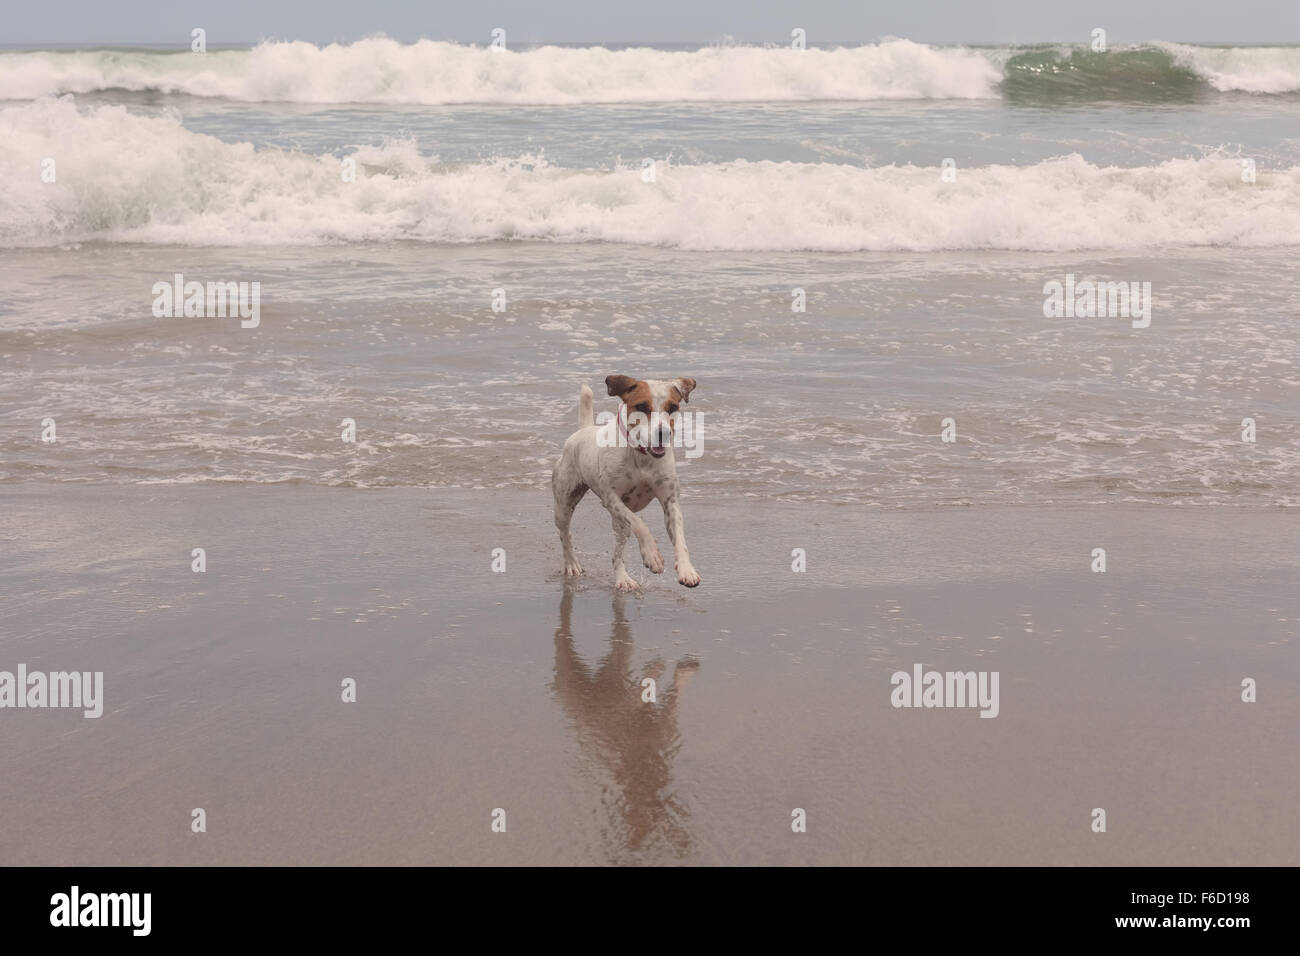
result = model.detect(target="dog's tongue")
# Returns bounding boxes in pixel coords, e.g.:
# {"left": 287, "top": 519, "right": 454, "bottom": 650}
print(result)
{"left": 649, "top": 444, "right": 667, "bottom": 458}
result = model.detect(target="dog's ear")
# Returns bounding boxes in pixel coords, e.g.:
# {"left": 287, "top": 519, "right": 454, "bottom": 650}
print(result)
{"left": 605, "top": 374, "right": 639, "bottom": 397}
{"left": 672, "top": 377, "right": 697, "bottom": 403}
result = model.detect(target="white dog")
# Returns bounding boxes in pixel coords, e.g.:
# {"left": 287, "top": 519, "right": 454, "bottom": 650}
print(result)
{"left": 552, "top": 375, "right": 701, "bottom": 591}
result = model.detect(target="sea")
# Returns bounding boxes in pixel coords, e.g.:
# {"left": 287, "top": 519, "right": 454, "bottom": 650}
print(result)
{"left": 1, "top": 38, "right": 1297, "bottom": 506}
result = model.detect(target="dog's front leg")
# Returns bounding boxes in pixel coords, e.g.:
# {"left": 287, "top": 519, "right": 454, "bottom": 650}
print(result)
{"left": 601, "top": 494, "right": 663, "bottom": 590}
{"left": 660, "top": 493, "right": 701, "bottom": 587}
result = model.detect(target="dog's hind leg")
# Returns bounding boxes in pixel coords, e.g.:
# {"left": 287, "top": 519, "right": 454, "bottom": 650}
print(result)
{"left": 553, "top": 476, "right": 588, "bottom": 576}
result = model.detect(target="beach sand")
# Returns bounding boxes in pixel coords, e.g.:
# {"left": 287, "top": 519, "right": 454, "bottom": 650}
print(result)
{"left": 1, "top": 484, "right": 1295, "bottom": 865}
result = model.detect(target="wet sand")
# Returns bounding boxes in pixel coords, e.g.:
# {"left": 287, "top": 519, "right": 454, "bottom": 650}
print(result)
{"left": 0, "top": 484, "right": 1296, "bottom": 865}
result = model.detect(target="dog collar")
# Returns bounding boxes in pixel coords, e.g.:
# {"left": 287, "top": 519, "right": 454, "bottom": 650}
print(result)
{"left": 618, "top": 404, "right": 651, "bottom": 455}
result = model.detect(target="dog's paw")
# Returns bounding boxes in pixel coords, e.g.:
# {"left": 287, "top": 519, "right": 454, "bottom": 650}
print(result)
{"left": 677, "top": 565, "right": 701, "bottom": 588}
{"left": 643, "top": 548, "right": 665, "bottom": 574}
{"left": 564, "top": 558, "right": 584, "bottom": 577}
{"left": 615, "top": 572, "right": 641, "bottom": 592}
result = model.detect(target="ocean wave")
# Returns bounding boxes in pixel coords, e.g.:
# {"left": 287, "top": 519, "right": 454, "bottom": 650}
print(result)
{"left": 1002, "top": 43, "right": 1300, "bottom": 100}
{"left": 2, "top": 38, "right": 1299, "bottom": 104}
{"left": 1158, "top": 42, "right": 1300, "bottom": 94}
{"left": 3, "top": 98, "right": 1297, "bottom": 250}
{"left": 0, "top": 38, "right": 1001, "bottom": 104}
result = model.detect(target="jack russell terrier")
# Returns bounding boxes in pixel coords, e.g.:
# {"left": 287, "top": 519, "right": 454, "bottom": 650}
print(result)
{"left": 552, "top": 375, "right": 701, "bottom": 591}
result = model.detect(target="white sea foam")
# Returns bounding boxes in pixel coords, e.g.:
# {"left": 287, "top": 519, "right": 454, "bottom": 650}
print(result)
{"left": 0, "top": 38, "right": 1002, "bottom": 104}
{"left": 4, "top": 98, "right": 1299, "bottom": 250}
{"left": 1156, "top": 42, "right": 1300, "bottom": 94}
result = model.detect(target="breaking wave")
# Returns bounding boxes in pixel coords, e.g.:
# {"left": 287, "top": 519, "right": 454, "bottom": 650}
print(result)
{"left": 2, "top": 38, "right": 1299, "bottom": 105}
{"left": 3, "top": 98, "right": 1297, "bottom": 250}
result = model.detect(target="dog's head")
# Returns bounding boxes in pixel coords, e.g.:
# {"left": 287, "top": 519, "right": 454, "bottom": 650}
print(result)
{"left": 605, "top": 374, "right": 696, "bottom": 459}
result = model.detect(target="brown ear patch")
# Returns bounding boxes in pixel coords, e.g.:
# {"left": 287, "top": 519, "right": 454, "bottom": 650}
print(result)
{"left": 605, "top": 374, "right": 640, "bottom": 397}
{"left": 619, "top": 381, "right": 654, "bottom": 409}
{"left": 672, "top": 377, "right": 697, "bottom": 403}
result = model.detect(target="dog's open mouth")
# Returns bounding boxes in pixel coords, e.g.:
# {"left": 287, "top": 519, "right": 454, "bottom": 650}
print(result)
{"left": 648, "top": 444, "right": 667, "bottom": 458}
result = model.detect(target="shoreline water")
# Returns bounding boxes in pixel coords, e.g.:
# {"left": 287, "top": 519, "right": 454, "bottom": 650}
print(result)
{"left": 4, "top": 242, "right": 1297, "bottom": 507}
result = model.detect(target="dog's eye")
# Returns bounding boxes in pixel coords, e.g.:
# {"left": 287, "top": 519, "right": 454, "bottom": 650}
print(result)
{"left": 665, "top": 404, "right": 678, "bottom": 415}
{"left": 635, "top": 403, "right": 651, "bottom": 414}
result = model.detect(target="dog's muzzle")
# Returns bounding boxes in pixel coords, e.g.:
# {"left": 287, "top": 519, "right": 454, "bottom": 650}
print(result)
{"left": 648, "top": 422, "right": 671, "bottom": 457}
{"left": 619, "top": 406, "right": 671, "bottom": 458}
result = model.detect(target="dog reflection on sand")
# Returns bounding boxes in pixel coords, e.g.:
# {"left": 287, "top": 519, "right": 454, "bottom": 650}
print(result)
{"left": 551, "top": 588, "right": 700, "bottom": 857}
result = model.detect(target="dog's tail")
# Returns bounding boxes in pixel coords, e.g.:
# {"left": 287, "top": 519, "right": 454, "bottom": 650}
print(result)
{"left": 578, "top": 384, "right": 595, "bottom": 428}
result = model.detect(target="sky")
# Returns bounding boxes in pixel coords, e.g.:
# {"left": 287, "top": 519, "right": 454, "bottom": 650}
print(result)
{"left": 1, "top": 0, "right": 1296, "bottom": 45}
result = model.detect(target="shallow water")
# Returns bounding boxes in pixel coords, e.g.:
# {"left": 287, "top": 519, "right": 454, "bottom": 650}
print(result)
{"left": 2, "top": 243, "right": 1296, "bottom": 506}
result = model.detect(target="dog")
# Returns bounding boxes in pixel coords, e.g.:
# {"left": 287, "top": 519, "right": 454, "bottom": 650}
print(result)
{"left": 552, "top": 374, "right": 701, "bottom": 590}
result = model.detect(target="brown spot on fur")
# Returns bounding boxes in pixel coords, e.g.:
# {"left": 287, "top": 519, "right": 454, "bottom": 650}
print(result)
{"left": 618, "top": 381, "right": 654, "bottom": 410}
{"left": 672, "top": 377, "right": 697, "bottom": 403}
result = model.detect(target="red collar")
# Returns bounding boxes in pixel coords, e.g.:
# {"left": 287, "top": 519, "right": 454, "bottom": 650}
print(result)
{"left": 618, "top": 404, "right": 651, "bottom": 455}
